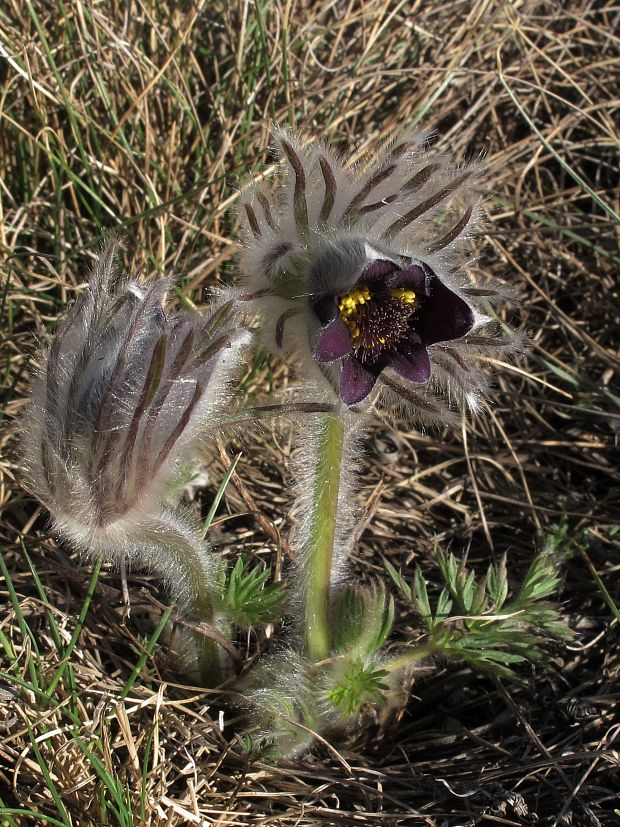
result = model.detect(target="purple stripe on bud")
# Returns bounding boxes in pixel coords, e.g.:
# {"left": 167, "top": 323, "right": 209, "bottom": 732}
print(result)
{"left": 401, "top": 162, "right": 441, "bottom": 194}
{"left": 428, "top": 206, "right": 474, "bottom": 253}
{"left": 319, "top": 156, "right": 337, "bottom": 223}
{"left": 275, "top": 308, "right": 301, "bottom": 349}
{"left": 119, "top": 332, "right": 168, "bottom": 504}
{"left": 382, "top": 374, "right": 443, "bottom": 413}
{"left": 187, "top": 333, "right": 231, "bottom": 372}
{"left": 244, "top": 203, "right": 262, "bottom": 238}
{"left": 281, "top": 139, "right": 309, "bottom": 235}
{"left": 257, "top": 192, "right": 277, "bottom": 231}
{"left": 344, "top": 164, "right": 396, "bottom": 218}
{"left": 262, "top": 242, "right": 294, "bottom": 277}
{"left": 153, "top": 381, "right": 204, "bottom": 476}
{"left": 434, "top": 345, "right": 470, "bottom": 372}
{"left": 385, "top": 171, "right": 473, "bottom": 237}
{"left": 358, "top": 193, "right": 399, "bottom": 216}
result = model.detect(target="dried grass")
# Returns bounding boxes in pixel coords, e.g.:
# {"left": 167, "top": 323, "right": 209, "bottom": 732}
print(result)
{"left": 1, "top": 0, "right": 619, "bottom": 824}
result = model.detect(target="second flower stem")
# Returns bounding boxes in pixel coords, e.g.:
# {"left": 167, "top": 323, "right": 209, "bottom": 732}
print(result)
{"left": 303, "top": 414, "right": 345, "bottom": 662}
{"left": 144, "top": 518, "right": 225, "bottom": 685}
{"left": 383, "top": 644, "right": 437, "bottom": 675}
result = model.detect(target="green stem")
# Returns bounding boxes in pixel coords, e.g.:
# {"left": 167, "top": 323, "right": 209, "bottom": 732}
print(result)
{"left": 384, "top": 643, "right": 437, "bottom": 675}
{"left": 303, "top": 414, "right": 346, "bottom": 662}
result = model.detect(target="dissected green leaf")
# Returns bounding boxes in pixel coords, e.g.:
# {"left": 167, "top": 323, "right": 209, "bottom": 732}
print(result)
{"left": 469, "top": 576, "right": 489, "bottom": 617}
{"left": 373, "top": 594, "right": 395, "bottom": 653}
{"left": 325, "top": 658, "right": 389, "bottom": 716}
{"left": 383, "top": 557, "right": 412, "bottom": 601}
{"left": 435, "top": 588, "right": 453, "bottom": 627}
{"left": 413, "top": 567, "right": 432, "bottom": 629}
{"left": 486, "top": 556, "right": 508, "bottom": 610}
{"left": 460, "top": 568, "right": 476, "bottom": 613}
{"left": 393, "top": 542, "right": 570, "bottom": 683}
{"left": 220, "top": 557, "right": 285, "bottom": 627}
{"left": 332, "top": 584, "right": 394, "bottom": 657}
{"left": 515, "top": 554, "right": 561, "bottom": 604}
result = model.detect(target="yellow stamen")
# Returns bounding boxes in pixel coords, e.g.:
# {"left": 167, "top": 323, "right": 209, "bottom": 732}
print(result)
{"left": 337, "top": 282, "right": 416, "bottom": 350}
{"left": 338, "top": 285, "right": 371, "bottom": 316}
{"left": 338, "top": 283, "right": 374, "bottom": 335}
{"left": 389, "top": 287, "right": 416, "bottom": 304}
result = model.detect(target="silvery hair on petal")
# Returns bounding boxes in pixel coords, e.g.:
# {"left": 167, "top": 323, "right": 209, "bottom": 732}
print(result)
{"left": 22, "top": 237, "right": 250, "bottom": 592}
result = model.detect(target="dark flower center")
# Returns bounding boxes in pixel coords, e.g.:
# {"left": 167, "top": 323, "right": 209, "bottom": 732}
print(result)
{"left": 338, "top": 282, "right": 418, "bottom": 363}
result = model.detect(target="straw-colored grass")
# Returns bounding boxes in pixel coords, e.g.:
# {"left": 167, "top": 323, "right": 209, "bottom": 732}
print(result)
{"left": 1, "top": 0, "right": 618, "bottom": 823}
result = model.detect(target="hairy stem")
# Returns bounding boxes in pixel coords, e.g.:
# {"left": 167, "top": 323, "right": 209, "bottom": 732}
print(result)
{"left": 383, "top": 643, "right": 437, "bottom": 675}
{"left": 219, "top": 401, "right": 338, "bottom": 427}
{"left": 143, "top": 518, "right": 226, "bottom": 685}
{"left": 303, "top": 414, "right": 346, "bottom": 662}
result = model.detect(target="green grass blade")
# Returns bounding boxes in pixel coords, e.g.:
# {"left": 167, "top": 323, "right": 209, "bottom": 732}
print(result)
{"left": 120, "top": 606, "right": 173, "bottom": 701}
{"left": 0, "top": 551, "right": 41, "bottom": 690}
{"left": 0, "top": 807, "right": 68, "bottom": 827}
{"left": 201, "top": 452, "right": 242, "bottom": 538}
{"left": 499, "top": 77, "right": 620, "bottom": 222}
{"left": 25, "top": 725, "right": 72, "bottom": 826}
{"left": 45, "top": 557, "right": 103, "bottom": 698}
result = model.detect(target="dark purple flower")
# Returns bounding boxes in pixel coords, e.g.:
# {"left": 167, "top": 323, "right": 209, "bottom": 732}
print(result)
{"left": 238, "top": 128, "right": 508, "bottom": 421}
{"left": 314, "top": 259, "right": 474, "bottom": 405}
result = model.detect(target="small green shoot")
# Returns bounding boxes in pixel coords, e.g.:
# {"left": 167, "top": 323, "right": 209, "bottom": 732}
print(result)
{"left": 326, "top": 659, "right": 390, "bottom": 716}
{"left": 220, "top": 556, "right": 285, "bottom": 627}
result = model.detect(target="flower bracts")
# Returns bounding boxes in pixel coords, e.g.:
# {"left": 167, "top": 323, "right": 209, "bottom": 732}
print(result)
{"left": 238, "top": 129, "right": 509, "bottom": 421}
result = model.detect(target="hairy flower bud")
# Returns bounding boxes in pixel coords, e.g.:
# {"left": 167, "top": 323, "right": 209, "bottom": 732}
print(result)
{"left": 22, "top": 238, "right": 250, "bottom": 558}
{"left": 238, "top": 128, "right": 514, "bottom": 423}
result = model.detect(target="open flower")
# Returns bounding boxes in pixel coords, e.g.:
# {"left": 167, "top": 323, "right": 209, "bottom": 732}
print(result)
{"left": 312, "top": 252, "right": 474, "bottom": 405}
{"left": 238, "top": 128, "right": 512, "bottom": 420}
{"left": 22, "top": 237, "right": 250, "bottom": 556}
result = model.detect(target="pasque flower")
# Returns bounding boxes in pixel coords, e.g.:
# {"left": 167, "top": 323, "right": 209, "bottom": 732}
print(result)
{"left": 311, "top": 248, "right": 474, "bottom": 405}
{"left": 238, "top": 128, "right": 509, "bottom": 419}
{"left": 22, "top": 237, "right": 250, "bottom": 564}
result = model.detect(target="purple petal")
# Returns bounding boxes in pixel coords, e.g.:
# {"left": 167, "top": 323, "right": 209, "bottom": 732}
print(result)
{"left": 389, "top": 343, "right": 431, "bottom": 384}
{"left": 361, "top": 259, "right": 399, "bottom": 282}
{"left": 418, "top": 278, "right": 474, "bottom": 345}
{"left": 315, "top": 318, "right": 353, "bottom": 362}
{"left": 391, "top": 263, "right": 431, "bottom": 296}
{"left": 340, "top": 357, "right": 378, "bottom": 405}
